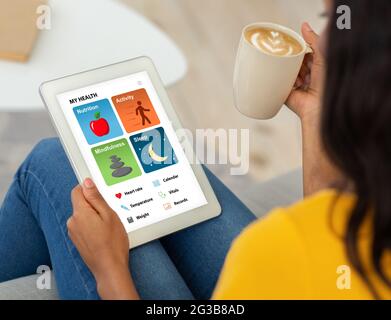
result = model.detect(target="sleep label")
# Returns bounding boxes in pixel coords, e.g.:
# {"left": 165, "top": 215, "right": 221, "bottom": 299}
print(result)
{"left": 130, "top": 127, "right": 178, "bottom": 173}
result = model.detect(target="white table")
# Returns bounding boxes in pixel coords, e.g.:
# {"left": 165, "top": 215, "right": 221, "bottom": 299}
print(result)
{"left": 0, "top": 0, "right": 187, "bottom": 111}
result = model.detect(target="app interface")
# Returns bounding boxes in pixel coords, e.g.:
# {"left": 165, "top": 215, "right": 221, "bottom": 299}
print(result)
{"left": 57, "top": 72, "right": 208, "bottom": 232}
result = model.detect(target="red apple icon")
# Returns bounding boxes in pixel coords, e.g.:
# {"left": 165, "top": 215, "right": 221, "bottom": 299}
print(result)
{"left": 90, "top": 112, "right": 110, "bottom": 137}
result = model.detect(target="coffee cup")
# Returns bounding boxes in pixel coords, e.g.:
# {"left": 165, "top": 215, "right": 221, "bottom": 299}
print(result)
{"left": 234, "top": 22, "right": 312, "bottom": 119}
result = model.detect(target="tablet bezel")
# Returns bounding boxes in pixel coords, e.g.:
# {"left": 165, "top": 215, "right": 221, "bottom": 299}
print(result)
{"left": 39, "top": 56, "right": 221, "bottom": 249}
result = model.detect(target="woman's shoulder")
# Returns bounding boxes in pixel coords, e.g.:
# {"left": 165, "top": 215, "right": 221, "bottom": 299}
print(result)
{"left": 214, "top": 190, "right": 357, "bottom": 299}
{"left": 240, "top": 189, "right": 357, "bottom": 244}
{"left": 229, "top": 189, "right": 358, "bottom": 270}
{"left": 213, "top": 190, "right": 351, "bottom": 299}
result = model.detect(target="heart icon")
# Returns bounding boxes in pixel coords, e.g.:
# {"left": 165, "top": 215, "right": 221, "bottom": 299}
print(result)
{"left": 115, "top": 193, "right": 122, "bottom": 199}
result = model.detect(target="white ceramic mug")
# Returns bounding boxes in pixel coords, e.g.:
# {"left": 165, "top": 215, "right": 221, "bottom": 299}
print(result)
{"left": 234, "top": 22, "right": 311, "bottom": 120}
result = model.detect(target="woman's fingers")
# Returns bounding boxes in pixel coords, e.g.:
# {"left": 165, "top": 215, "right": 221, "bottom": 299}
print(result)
{"left": 297, "top": 54, "right": 313, "bottom": 87}
{"left": 301, "top": 23, "right": 322, "bottom": 65}
{"left": 71, "top": 185, "right": 90, "bottom": 210}
{"left": 67, "top": 216, "right": 80, "bottom": 242}
{"left": 70, "top": 179, "right": 114, "bottom": 222}
{"left": 294, "top": 77, "right": 304, "bottom": 88}
{"left": 301, "top": 22, "right": 325, "bottom": 93}
{"left": 286, "top": 23, "right": 324, "bottom": 119}
{"left": 299, "top": 64, "right": 309, "bottom": 82}
{"left": 82, "top": 178, "right": 112, "bottom": 219}
{"left": 286, "top": 88, "right": 307, "bottom": 115}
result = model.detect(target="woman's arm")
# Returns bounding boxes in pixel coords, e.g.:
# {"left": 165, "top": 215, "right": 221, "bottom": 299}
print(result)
{"left": 286, "top": 23, "right": 341, "bottom": 197}
{"left": 67, "top": 178, "right": 139, "bottom": 300}
{"left": 299, "top": 110, "right": 341, "bottom": 197}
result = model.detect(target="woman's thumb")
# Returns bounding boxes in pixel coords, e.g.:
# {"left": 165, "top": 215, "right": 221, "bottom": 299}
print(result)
{"left": 302, "top": 22, "right": 318, "bottom": 46}
{"left": 82, "top": 178, "right": 111, "bottom": 216}
{"left": 301, "top": 22, "right": 323, "bottom": 64}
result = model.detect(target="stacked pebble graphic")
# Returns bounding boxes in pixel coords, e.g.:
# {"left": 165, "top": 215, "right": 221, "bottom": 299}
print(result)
{"left": 110, "top": 155, "right": 132, "bottom": 178}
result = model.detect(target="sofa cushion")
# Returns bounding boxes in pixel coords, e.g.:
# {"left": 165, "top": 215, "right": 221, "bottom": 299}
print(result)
{"left": 241, "top": 169, "right": 303, "bottom": 217}
{"left": 0, "top": 274, "right": 59, "bottom": 300}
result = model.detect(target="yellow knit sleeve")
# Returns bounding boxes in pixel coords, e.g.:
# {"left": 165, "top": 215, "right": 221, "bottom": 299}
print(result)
{"left": 213, "top": 209, "right": 311, "bottom": 300}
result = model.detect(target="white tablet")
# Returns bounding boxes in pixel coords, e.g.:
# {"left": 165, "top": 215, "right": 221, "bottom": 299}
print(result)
{"left": 40, "top": 57, "right": 221, "bottom": 248}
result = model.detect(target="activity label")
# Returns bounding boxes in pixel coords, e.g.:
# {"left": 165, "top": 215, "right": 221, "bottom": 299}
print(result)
{"left": 111, "top": 89, "right": 160, "bottom": 133}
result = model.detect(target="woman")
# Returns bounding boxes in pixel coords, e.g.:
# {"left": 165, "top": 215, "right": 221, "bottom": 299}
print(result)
{"left": 0, "top": 0, "right": 390, "bottom": 299}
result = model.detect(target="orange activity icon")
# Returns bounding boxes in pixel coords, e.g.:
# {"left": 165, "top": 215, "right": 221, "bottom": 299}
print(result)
{"left": 111, "top": 89, "right": 160, "bottom": 133}
{"left": 136, "top": 101, "right": 151, "bottom": 126}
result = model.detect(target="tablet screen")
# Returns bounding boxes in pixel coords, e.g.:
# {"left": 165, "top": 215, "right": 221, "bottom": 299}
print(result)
{"left": 57, "top": 71, "right": 208, "bottom": 232}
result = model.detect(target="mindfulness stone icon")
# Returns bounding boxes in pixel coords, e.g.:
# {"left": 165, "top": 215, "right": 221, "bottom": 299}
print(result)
{"left": 92, "top": 139, "right": 141, "bottom": 186}
{"left": 110, "top": 155, "right": 132, "bottom": 178}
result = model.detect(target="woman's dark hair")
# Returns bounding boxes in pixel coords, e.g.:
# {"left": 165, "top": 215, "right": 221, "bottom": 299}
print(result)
{"left": 322, "top": 0, "right": 391, "bottom": 297}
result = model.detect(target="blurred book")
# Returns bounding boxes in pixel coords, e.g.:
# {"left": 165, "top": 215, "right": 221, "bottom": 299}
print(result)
{"left": 0, "top": 0, "right": 47, "bottom": 62}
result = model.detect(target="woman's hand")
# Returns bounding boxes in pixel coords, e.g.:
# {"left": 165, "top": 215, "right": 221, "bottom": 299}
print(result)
{"left": 286, "top": 22, "right": 325, "bottom": 122}
{"left": 286, "top": 23, "right": 342, "bottom": 196}
{"left": 67, "top": 178, "right": 139, "bottom": 300}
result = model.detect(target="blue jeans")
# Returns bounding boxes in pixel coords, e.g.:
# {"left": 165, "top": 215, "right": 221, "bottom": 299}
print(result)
{"left": 0, "top": 138, "right": 255, "bottom": 300}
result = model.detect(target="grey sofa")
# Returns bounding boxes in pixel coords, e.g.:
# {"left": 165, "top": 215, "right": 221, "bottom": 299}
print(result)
{"left": 0, "top": 169, "right": 303, "bottom": 300}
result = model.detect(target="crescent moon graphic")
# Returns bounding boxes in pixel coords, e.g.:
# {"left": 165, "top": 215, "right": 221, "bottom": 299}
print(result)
{"left": 148, "top": 144, "right": 168, "bottom": 162}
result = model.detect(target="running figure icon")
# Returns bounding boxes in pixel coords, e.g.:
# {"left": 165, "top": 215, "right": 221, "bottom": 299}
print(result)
{"left": 136, "top": 101, "right": 151, "bottom": 126}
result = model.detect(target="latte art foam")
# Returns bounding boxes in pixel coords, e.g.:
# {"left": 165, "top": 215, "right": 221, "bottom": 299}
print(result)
{"left": 245, "top": 27, "right": 303, "bottom": 57}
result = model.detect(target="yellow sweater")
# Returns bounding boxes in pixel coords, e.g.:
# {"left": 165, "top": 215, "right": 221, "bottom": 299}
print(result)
{"left": 213, "top": 190, "right": 391, "bottom": 300}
